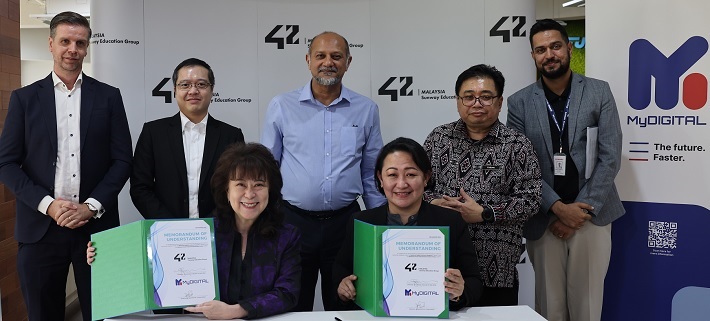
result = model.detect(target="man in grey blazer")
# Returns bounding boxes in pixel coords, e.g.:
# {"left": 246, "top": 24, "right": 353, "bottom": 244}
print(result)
{"left": 507, "top": 19, "right": 624, "bottom": 321}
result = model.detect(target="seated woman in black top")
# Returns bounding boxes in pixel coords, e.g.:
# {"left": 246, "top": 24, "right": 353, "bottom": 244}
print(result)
{"left": 333, "top": 137, "right": 483, "bottom": 310}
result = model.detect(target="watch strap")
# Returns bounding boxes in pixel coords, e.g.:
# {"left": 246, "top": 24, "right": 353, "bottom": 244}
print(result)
{"left": 482, "top": 205, "right": 496, "bottom": 223}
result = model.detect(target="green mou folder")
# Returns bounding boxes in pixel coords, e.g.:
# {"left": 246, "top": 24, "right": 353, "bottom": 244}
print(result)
{"left": 353, "top": 220, "right": 450, "bottom": 318}
{"left": 90, "top": 218, "right": 219, "bottom": 320}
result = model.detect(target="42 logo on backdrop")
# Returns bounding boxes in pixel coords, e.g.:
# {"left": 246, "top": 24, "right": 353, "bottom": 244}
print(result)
{"left": 152, "top": 77, "right": 172, "bottom": 103}
{"left": 151, "top": 78, "right": 250, "bottom": 104}
{"left": 490, "top": 16, "right": 526, "bottom": 43}
{"left": 378, "top": 76, "right": 413, "bottom": 101}
{"left": 265, "top": 25, "right": 300, "bottom": 49}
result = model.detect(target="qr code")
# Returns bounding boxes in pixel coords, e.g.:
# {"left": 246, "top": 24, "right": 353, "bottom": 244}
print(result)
{"left": 648, "top": 221, "right": 677, "bottom": 249}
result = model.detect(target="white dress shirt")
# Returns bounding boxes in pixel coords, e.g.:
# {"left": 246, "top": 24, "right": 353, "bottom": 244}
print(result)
{"left": 37, "top": 72, "right": 104, "bottom": 217}
{"left": 180, "top": 112, "right": 208, "bottom": 218}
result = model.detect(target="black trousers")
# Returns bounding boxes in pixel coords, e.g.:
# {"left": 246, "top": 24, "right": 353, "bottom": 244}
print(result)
{"left": 474, "top": 278, "right": 520, "bottom": 307}
{"left": 281, "top": 201, "right": 360, "bottom": 311}
{"left": 17, "top": 224, "right": 92, "bottom": 321}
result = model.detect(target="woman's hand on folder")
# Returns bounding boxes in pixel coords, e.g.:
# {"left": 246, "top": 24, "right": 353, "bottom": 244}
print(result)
{"left": 86, "top": 241, "right": 95, "bottom": 265}
{"left": 337, "top": 275, "right": 358, "bottom": 302}
{"left": 444, "top": 268, "right": 464, "bottom": 299}
{"left": 184, "top": 300, "right": 247, "bottom": 319}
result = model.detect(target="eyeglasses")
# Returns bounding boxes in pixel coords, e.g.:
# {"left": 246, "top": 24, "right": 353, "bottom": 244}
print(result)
{"left": 533, "top": 42, "right": 565, "bottom": 55}
{"left": 458, "top": 94, "right": 499, "bottom": 107}
{"left": 175, "top": 81, "right": 212, "bottom": 91}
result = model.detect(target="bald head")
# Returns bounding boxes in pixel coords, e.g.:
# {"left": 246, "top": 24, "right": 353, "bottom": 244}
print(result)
{"left": 309, "top": 31, "right": 350, "bottom": 58}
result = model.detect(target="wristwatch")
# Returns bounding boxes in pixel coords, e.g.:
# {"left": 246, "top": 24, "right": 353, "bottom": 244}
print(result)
{"left": 481, "top": 206, "right": 496, "bottom": 223}
{"left": 84, "top": 203, "right": 101, "bottom": 219}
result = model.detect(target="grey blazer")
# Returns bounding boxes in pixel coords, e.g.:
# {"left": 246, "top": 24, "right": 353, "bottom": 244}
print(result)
{"left": 507, "top": 73, "right": 625, "bottom": 240}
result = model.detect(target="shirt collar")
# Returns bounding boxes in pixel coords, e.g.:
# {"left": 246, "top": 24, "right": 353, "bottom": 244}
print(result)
{"left": 52, "top": 71, "right": 83, "bottom": 91}
{"left": 454, "top": 118, "right": 503, "bottom": 141}
{"left": 180, "top": 112, "right": 208, "bottom": 130}
{"left": 298, "top": 81, "right": 352, "bottom": 107}
{"left": 386, "top": 205, "right": 420, "bottom": 226}
{"left": 541, "top": 76, "right": 572, "bottom": 103}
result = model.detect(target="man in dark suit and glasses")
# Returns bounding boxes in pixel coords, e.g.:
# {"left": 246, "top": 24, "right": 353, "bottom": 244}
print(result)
{"left": 0, "top": 11, "right": 133, "bottom": 321}
{"left": 130, "top": 58, "right": 244, "bottom": 222}
{"left": 129, "top": 58, "right": 244, "bottom": 313}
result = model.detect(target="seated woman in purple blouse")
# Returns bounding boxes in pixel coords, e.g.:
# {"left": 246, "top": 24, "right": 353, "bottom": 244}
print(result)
{"left": 88, "top": 143, "right": 301, "bottom": 319}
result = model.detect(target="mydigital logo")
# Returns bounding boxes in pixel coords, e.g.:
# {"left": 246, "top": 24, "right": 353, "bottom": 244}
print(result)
{"left": 626, "top": 36, "right": 708, "bottom": 127}
{"left": 175, "top": 279, "right": 209, "bottom": 286}
{"left": 629, "top": 36, "right": 708, "bottom": 110}
{"left": 404, "top": 289, "right": 439, "bottom": 296}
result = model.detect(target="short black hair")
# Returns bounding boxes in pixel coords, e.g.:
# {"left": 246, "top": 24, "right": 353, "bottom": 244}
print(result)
{"left": 50, "top": 11, "right": 91, "bottom": 40}
{"left": 529, "top": 19, "right": 569, "bottom": 48}
{"left": 211, "top": 143, "right": 284, "bottom": 237}
{"left": 172, "top": 58, "right": 215, "bottom": 87}
{"left": 455, "top": 64, "right": 505, "bottom": 97}
{"left": 374, "top": 137, "right": 432, "bottom": 195}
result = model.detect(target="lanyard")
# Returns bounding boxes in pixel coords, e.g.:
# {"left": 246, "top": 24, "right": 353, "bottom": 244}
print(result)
{"left": 545, "top": 97, "right": 570, "bottom": 153}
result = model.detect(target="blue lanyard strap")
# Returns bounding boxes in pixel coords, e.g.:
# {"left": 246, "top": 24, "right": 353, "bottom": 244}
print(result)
{"left": 545, "top": 97, "right": 571, "bottom": 153}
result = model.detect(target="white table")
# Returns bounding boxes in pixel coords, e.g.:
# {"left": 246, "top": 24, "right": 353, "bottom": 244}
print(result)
{"left": 107, "top": 306, "right": 545, "bottom": 321}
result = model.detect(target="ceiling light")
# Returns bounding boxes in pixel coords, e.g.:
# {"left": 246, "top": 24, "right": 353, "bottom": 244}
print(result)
{"left": 562, "top": 0, "right": 584, "bottom": 7}
{"left": 30, "top": 13, "right": 89, "bottom": 25}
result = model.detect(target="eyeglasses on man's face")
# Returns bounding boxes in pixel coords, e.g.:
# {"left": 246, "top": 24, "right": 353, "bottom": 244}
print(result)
{"left": 175, "top": 81, "right": 212, "bottom": 91}
{"left": 458, "top": 94, "right": 499, "bottom": 107}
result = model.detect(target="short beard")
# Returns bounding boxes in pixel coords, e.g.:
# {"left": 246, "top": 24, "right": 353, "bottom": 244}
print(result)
{"left": 541, "top": 62, "right": 569, "bottom": 79}
{"left": 540, "top": 50, "right": 571, "bottom": 79}
{"left": 314, "top": 76, "right": 341, "bottom": 86}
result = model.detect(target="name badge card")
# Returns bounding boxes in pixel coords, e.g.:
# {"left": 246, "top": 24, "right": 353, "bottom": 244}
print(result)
{"left": 554, "top": 153, "right": 567, "bottom": 176}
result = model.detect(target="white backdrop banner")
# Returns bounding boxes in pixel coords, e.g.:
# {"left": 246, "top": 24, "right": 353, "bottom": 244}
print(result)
{"left": 587, "top": 1, "right": 710, "bottom": 320}
{"left": 90, "top": 0, "right": 535, "bottom": 309}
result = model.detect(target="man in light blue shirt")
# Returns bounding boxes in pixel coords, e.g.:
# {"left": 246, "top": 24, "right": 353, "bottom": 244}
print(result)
{"left": 261, "top": 31, "right": 386, "bottom": 311}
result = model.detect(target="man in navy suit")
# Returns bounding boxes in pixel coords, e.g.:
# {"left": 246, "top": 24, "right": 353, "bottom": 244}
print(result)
{"left": 507, "top": 19, "right": 625, "bottom": 321}
{"left": 130, "top": 58, "right": 244, "bottom": 221}
{"left": 0, "top": 11, "right": 132, "bottom": 321}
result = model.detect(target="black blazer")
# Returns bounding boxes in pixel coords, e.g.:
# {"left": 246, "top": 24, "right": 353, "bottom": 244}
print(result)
{"left": 0, "top": 73, "right": 133, "bottom": 243}
{"left": 130, "top": 113, "right": 244, "bottom": 219}
{"left": 333, "top": 201, "right": 484, "bottom": 310}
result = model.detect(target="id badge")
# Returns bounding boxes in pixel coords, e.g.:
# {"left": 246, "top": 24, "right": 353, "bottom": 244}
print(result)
{"left": 553, "top": 153, "right": 566, "bottom": 176}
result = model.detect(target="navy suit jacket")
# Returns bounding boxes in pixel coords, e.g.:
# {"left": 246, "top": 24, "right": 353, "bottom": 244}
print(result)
{"left": 0, "top": 73, "right": 132, "bottom": 243}
{"left": 130, "top": 113, "right": 244, "bottom": 219}
{"left": 507, "top": 73, "right": 625, "bottom": 240}
{"left": 333, "top": 201, "right": 484, "bottom": 310}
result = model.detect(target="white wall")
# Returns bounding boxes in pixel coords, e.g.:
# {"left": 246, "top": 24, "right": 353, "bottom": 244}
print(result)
{"left": 20, "top": 0, "right": 539, "bottom": 313}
